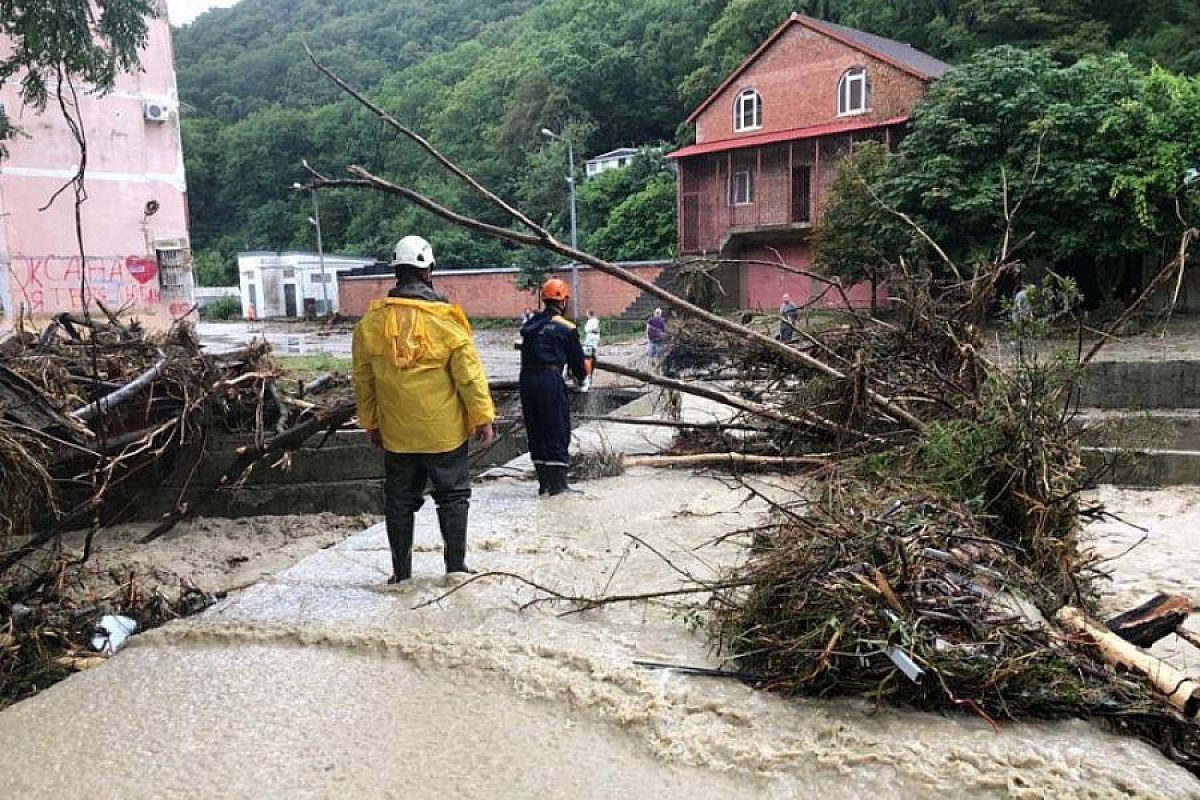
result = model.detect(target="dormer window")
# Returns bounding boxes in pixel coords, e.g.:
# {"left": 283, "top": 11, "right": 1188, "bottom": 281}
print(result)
{"left": 838, "top": 68, "right": 870, "bottom": 116}
{"left": 734, "top": 89, "right": 762, "bottom": 132}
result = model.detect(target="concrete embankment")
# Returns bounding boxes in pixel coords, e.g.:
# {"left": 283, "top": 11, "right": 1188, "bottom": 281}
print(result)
{"left": 1078, "top": 361, "right": 1200, "bottom": 486}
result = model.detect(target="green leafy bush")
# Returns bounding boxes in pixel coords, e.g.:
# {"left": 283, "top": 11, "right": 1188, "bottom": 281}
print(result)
{"left": 201, "top": 296, "right": 243, "bottom": 320}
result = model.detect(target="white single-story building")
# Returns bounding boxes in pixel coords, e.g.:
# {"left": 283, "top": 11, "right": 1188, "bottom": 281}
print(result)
{"left": 237, "top": 251, "right": 375, "bottom": 318}
{"left": 585, "top": 147, "right": 639, "bottom": 178}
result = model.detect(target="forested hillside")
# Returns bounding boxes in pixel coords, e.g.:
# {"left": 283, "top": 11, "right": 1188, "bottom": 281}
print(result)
{"left": 176, "top": 0, "right": 1200, "bottom": 283}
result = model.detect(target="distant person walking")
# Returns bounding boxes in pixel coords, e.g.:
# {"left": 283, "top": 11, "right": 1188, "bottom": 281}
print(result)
{"left": 352, "top": 235, "right": 496, "bottom": 584}
{"left": 778, "top": 293, "right": 798, "bottom": 344}
{"left": 646, "top": 308, "right": 667, "bottom": 361}
{"left": 583, "top": 309, "right": 601, "bottom": 352}
{"left": 1011, "top": 285, "right": 1033, "bottom": 325}
{"left": 519, "top": 278, "right": 588, "bottom": 496}
{"left": 581, "top": 309, "right": 600, "bottom": 392}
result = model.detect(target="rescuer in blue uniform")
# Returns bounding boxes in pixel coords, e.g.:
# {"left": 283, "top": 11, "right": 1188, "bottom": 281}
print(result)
{"left": 520, "top": 278, "right": 588, "bottom": 495}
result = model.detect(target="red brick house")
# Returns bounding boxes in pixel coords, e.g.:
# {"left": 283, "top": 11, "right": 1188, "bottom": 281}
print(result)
{"left": 667, "top": 13, "right": 949, "bottom": 309}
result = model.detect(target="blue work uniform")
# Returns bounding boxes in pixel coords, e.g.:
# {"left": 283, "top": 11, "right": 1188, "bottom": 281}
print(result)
{"left": 519, "top": 309, "right": 587, "bottom": 473}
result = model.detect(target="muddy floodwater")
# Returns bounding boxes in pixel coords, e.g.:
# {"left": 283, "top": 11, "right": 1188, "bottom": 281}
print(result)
{"left": 1, "top": 475, "right": 1197, "bottom": 799}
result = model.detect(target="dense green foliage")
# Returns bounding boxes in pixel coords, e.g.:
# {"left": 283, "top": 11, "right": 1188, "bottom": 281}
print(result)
{"left": 814, "top": 48, "right": 1200, "bottom": 296}
{"left": 175, "top": 0, "right": 1200, "bottom": 284}
{"left": 0, "top": 0, "right": 158, "bottom": 154}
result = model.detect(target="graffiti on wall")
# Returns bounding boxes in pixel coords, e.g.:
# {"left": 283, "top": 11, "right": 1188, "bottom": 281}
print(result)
{"left": 6, "top": 255, "right": 171, "bottom": 314}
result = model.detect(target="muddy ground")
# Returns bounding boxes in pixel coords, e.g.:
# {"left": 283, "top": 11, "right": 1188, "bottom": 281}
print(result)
{"left": 2, "top": 474, "right": 1198, "bottom": 799}
{"left": 46, "top": 513, "right": 380, "bottom": 604}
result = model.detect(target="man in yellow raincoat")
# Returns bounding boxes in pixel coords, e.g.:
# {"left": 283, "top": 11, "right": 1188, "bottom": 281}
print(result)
{"left": 352, "top": 236, "right": 496, "bottom": 583}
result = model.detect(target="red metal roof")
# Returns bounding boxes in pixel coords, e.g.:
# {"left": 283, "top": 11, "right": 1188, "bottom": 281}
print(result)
{"left": 686, "top": 13, "right": 949, "bottom": 125}
{"left": 666, "top": 115, "right": 908, "bottom": 160}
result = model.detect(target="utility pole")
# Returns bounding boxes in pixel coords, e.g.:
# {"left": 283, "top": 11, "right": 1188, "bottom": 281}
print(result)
{"left": 541, "top": 127, "right": 581, "bottom": 318}
{"left": 293, "top": 182, "right": 329, "bottom": 315}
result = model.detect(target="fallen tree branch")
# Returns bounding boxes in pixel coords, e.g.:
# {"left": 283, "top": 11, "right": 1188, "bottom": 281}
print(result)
{"left": 625, "top": 453, "right": 829, "bottom": 468}
{"left": 595, "top": 358, "right": 864, "bottom": 438}
{"left": 139, "top": 401, "right": 358, "bottom": 543}
{"left": 574, "top": 414, "right": 766, "bottom": 432}
{"left": 302, "top": 51, "right": 924, "bottom": 432}
{"left": 303, "top": 42, "right": 549, "bottom": 239}
{"left": 412, "top": 569, "right": 756, "bottom": 613}
{"left": 1080, "top": 227, "right": 1197, "bottom": 368}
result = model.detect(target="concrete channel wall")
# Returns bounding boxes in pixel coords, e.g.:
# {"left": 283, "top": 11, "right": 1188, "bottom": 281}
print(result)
{"left": 1075, "top": 361, "right": 1200, "bottom": 485}
{"left": 122, "top": 360, "right": 1200, "bottom": 518}
{"left": 134, "top": 387, "right": 645, "bottom": 521}
{"left": 1078, "top": 360, "right": 1200, "bottom": 409}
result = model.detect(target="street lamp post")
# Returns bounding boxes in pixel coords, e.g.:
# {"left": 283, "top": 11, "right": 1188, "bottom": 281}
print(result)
{"left": 540, "top": 127, "right": 580, "bottom": 318}
{"left": 292, "top": 182, "right": 329, "bottom": 316}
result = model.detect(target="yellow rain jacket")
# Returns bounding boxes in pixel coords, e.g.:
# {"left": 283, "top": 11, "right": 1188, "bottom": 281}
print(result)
{"left": 351, "top": 297, "right": 495, "bottom": 454}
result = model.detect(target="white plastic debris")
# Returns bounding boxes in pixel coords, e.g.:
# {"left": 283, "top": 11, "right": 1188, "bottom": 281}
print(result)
{"left": 885, "top": 646, "right": 925, "bottom": 684}
{"left": 91, "top": 614, "right": 138, "bottom": 655}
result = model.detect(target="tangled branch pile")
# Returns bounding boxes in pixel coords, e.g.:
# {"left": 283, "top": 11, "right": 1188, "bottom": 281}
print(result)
{"left": 651, "top": 271, "right": 1200, "bottom": 772}
{"left": 0, "top": 308, "right": 356, "bottom": 702}
{"left": 0, "top": 309, "right": 356, "bottom": 550}
{"left": 286, "top": 52, "right": 1200, "bottom": 775}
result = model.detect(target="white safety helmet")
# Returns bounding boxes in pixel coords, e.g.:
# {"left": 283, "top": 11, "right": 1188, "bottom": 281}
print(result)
{"left": 391, "top": 235, "right": 436, "bottom": 270}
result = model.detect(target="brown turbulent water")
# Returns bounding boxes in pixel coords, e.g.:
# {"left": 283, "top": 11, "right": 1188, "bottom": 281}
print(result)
{"left": 0, "top": 475, "right": 1196, "bottom": 799}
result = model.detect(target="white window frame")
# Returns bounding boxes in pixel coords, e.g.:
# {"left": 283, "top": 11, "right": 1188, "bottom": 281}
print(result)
{"left": 730, "top": 169, "right": 753, "bottom": 206}
{"left": 734, "top": 89, "right": 762, "bottom": 132}
{"left": 838, "top": 68, "right": 870, "bottom": 116}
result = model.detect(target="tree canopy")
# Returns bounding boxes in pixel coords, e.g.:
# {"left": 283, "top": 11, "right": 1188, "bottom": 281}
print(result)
{"left": 814, "top": 47, "right": 1200, "bottom": 300}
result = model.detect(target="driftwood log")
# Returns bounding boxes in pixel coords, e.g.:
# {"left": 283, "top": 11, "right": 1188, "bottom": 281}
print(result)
{"left": 625, "top": 453, "right": 828, "bottom": 468}
{"left": 71, "top": 355, "right": 167, "bottom": 422}
{"left": 1057, "top": 606, "right": 1200, "bottom": 719}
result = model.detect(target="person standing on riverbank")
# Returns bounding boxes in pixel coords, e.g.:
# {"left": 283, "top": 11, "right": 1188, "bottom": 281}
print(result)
{"left": 778, "top": 294, "right": 798, "bottom": 343}
{"left": 352, "top": 235, "right": 496, "bottom": 583}
{"left": 581, "top": 309, "right": 600, "bottom": 391}
{"left": 519, "top": 278, "right": 587, "bottom": 495}
{"left": 646, "top": 308, "right": 668, "bottom": 361}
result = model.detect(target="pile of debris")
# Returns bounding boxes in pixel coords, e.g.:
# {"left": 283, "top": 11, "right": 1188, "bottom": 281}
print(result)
{"left": 0, "top": 307, "right": 354, "bottom": 704}
{"left": 0, "top": 309, "right": 356, "bottom": 546}
{"left": 636, "top": 273, "right": 1200, "bottom": 772}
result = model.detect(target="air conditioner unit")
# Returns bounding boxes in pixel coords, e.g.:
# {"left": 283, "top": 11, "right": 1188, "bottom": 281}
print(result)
{"left": 144, "top": 102, "right": 170, "bottom": 123}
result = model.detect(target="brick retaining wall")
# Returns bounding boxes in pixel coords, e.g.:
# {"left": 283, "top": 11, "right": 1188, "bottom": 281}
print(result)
{"left": 339, "top": 264, "right": 665, "bottom": 319}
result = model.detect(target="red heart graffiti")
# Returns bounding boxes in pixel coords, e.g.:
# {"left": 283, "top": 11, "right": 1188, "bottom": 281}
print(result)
{"left": 125, "top": 256, "right": 158, "bottom": 285}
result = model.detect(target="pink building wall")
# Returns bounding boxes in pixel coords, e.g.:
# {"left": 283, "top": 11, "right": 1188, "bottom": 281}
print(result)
{"left": 0, "top": 6, "right": 193, "bottom": 324}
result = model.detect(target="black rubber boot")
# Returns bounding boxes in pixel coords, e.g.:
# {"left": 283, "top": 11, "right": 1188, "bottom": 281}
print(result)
{"left": 438, "top": 503, "right": 474, "bottom": 574}
{"left": 385, "top": 513, "right": 414, "bottom": 582}
{"left": 545, "top": 465, "right": 583, "bottom": 496}
{"left": 534, "top": 464, "right": 549, "bottom": 495}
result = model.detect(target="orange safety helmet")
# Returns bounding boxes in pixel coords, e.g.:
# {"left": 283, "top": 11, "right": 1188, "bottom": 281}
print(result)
{"left": 541, "top": 278, "right": 570, "bottom": 302}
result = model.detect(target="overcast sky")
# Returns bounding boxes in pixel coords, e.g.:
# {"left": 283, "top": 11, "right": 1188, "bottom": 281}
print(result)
{"left": 166, "top": 0, "right": 241, "bottom": 26}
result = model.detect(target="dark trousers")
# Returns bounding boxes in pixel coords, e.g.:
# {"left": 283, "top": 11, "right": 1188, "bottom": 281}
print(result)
{"left": 519, "top": 369, "right": 571, "bottom": 467}
{"left": 383, "top": 442, "right": 471, "bottom": 577}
